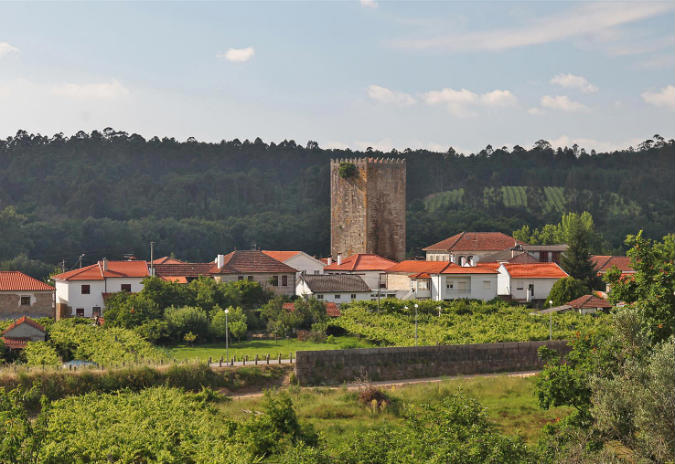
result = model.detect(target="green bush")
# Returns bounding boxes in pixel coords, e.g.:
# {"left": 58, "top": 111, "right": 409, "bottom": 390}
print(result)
{"left": 211, "top": 306, "right": 248, "bottom": 341}
{"left": 164, "top": 306, "right": 210, "bottom": 341}
{"left": 547, "top": 277, "right": 589, "bottom": 306}
{"left": 338, "top": 162, "right": 357, "bottom": 179}
{"left": 23, "top": 341, "right": 61, "bottom": 367}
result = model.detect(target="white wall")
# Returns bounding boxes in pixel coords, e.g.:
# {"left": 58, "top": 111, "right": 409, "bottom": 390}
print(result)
{"left": 56, "top": 277, "right": 145, "bottom": 318}
{"left": 301, "top": 291, "right": 372, "bottom": 304}
{"left": 497, "top": 265, "right": 559, "bottom": 301}
{"left": 214, "top": 272, "right": 296, "bottom": 296}
{"left": 285, "top": 253, "right": 324, "bottom": 275}
{"left": 325, "top": 270, "right": 384, "bottom": 291}
{"left": 434, "top": 274, "right": 497, "bottom": 301}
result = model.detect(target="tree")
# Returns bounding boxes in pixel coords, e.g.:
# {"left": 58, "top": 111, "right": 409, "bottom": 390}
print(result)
{"left": 560, "top": 218, "right": 602, "bottom": 290}
{"left": 164, "top": 306, "right": 210, "bottom": 342}
{"left": 210, "top": 306, "right": 248, "bottom": 341}
{"left": 102, "top": 292, "right": 162, "bottom": 328}
{"left": 547, "top": 277, "right": 589, "bottom": 306}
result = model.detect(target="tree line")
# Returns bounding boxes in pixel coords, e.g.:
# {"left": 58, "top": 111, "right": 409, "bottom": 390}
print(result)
{"left": 0, "top": 129, "right": 672, "bottom": 279}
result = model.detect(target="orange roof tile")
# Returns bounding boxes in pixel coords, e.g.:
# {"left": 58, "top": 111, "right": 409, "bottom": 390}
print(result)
{"left": 409, "top": 272, "right": 431, "bottom": 279}
{"left": 325, "top": 302, "right": 341, "bottom": 317}
{"left": 0, "top": 271, "right": 54, "bottom": 291}
{"left": 1, "top": 337, "right": 29, "bottom": 349}
{"left": 211, "top": 250, "right": 297, "bottom": 274}
{"left": 386, "top": 260, "right": 451, "bottom": 274}
{"left": 2, "top": 316, "right": 45, "bottom": 336}
{"left": 160, "top": 276, "right": 188, "bottom": 284}
{"left": 53, "top": 260, "right": 149, "bottom": 281}
{"left": 423, "top": 232, "right": 525, "bottom": 252}
{"left": 567, "top": 294, "right": 613, "bottom": 310}
{"left": 261, "top": 251, "right": 302, "bottom": 263}
{"left": 324, "top": 253, "right": 397, "bottom": 272}
{"left": 502, "top": 263, "right": 568, "bottom": 279}
{"left": 591, "top": 256, "right": 634, "bottom": 274}
{"left": 441, "top": 263, "right": 499, "bottom": 274}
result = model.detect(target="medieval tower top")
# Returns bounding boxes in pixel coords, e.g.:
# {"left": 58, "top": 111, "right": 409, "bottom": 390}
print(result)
{"left": 330, "top": 157, "right": 406, "bottom": 262}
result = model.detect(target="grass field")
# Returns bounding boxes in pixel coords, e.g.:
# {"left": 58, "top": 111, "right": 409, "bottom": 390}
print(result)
{"left": 169, "top": 336, "right": 373, "bottom": 362}
{"left": 423, "top": 185, "right": 567, "bottom": 214}
{"left": 219, "top": 373, "right": 570, "bottom": 446}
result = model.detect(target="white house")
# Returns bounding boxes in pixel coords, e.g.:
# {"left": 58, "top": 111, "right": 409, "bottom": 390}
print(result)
{"left": 0, "top": 271, "right": 54, "bottom": 320}
{"left": 323, "top": 253, "right": 397, "bottom": 291}
{"left": 497, "top": 263, "right": 568, "bottom": 303}
{"left": 296, "top": 274, "right": 372, "bottom": 304}
{"left": 423, "top": 232, "right": 525, "bottom": 264}
{"left": 210, "top": 250, "right": 297, "bottom": 297}
{"left": 53, "top": 259, "right": 149, "bottom": 318}
{"left": 434, "top": 264, "right": 499, "bottom": 301}
{"left": 385, "top": 260, "right": 453, "bottom": 300}
{"left": 262, "top": 251, "right": 325, "bottom": 276}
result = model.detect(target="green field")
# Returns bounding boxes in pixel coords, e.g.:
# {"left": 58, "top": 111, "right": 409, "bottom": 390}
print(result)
{"left": 424, "top": 185, "right": 566, "bottom": 213}
{"left": 220, "top": 373, "right": 570, "bottom": 445}
{"left": 169, "top": 336, "right": 373, "bottom": 362}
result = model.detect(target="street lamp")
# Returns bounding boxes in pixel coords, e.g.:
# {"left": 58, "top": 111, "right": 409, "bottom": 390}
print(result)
{"left": 224, "top": 308, "right": 229, "bottom": 362}
{"left": 548, "top": 300, "right": 553, "bottom": 341}
{"left": 414, "top": 303, "right": 419, "bottom": 346}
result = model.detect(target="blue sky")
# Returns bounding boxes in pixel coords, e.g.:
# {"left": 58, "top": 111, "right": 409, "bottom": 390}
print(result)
{"left": 0, "top": 1, "right": 673, "bottom": 153}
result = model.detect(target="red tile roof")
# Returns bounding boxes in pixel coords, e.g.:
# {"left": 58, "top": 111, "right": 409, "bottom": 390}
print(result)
{"left": 211, "top": 250, "right": 297, "bottom": 274}
{"left": 567, "top": 294, "right": 613, "bottom": 310}
{"left": 282, "top": 302, "right": 296, "bottom": 311}
{"left": 0, "top": 271, "right": 54, "bottom": 291}
{"left": 1, "top": 337, "right": 29, "bottom": 349}
{"left": 409, "top": 272, "right": 432, "bottom": 279}
{"left": 441, "top": 263, "right": 499, "bottom": 274}
{"left": 423, "top": 232, "right": 525, "bottom": 252}
{"left": 502, "top": 263, "right": 568, "bottom": 279}
{"left": 154, "top": 263, "right": 214, "bottom": 277}
{"left": 160, "top": 276, "right": 188, "bottom": 284}
{"left": 53, "top": 260, "right": 149, "bottom": 281}
{"left": 325, "top": 302, "right": 341, "bottom": 317}
{"left": 386, "top": 260, "right": 451, "bottom": 274}
{"left": 2, "top": 316, "right": 45, "bottom": 335}
{"left": 591, "top": 256, "right": 634, "bottom": 274}
{"left": 261, "top": 251, "right": 302, "bottom": 263}
{"left": 151, "top": 256, "right": 185, "bottom": 265}
{"left": 324, "top": 253, "right": 397, "bottom": 272}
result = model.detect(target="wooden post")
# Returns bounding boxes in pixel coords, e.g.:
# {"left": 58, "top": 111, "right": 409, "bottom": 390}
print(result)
{"left": 208, "top": 357, "right": 212, "bottom": 365}
{"left": 219, "top": 356, "right": 223, "bottom": 367}
{"left": 254, "top": 354, "right": 258, "bottom": 366}
{"left": 266, "top": 353, "right": 270, "bottom": 365}
{"left": 290, "top": 352, "right": 293, "bottom": 364}
{"left": 278, "top": 353, "right": 282, "bottom": 364}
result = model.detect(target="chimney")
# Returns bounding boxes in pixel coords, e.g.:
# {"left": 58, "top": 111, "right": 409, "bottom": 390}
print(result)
{"left": 327, "top": 257, "right": 332, "bottom": 265}
{"left": 449, "top": 253, "right": 455, "bottom": 264}
{"left": 472, "top": 256, "right": 480, "bottom": 266}
{"left": 337, "top": 253, "right": 343, "bottom": 266}
{"left": 216, "top": 254, "right": 225, "bottom": 269}
{"left": 101, "top": 258, "right": 108, "bottom": 272}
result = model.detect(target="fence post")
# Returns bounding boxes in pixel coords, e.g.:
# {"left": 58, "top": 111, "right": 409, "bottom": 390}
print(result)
{"left": 243, "top": 355, "right": 247, "bottom": 366}
{"left": 208, "top": 357, "right": 212, "bottom": 366}
{"left": 219, "top": 356, "right": 223, "bottom": 367}
{"left": 254, "top": 354, "right": 258, "bottom": 366}
{"left": 266, "top": 353, "right": 270, "bottom": 365}
{"left": 278, "top": 353, "right": 282, "bottom": 364}
{"left": 290, "top": 352, "right": 293, "bottom": 364}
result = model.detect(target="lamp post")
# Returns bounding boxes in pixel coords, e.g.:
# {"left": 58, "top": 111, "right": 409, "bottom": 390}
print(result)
{"left": 548, "top": 300, "right": 553, "bottom": 341}
{"left": 437, "top": 305, "right": 441, "bottom": 318}
{"left": 225, "top": 308, "right": 229, "bottom": 362}
{"left": 414, "top": 303, "right": 419, "bottom": 346}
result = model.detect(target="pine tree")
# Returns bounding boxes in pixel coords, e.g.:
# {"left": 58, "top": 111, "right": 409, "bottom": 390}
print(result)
{"left": 560, "top": 220, "right": 602, "bottom": 290}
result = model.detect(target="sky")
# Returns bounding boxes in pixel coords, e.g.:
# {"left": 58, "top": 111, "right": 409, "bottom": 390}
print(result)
{"left": 0, "top": 1, "right": 673, "bottom": 154}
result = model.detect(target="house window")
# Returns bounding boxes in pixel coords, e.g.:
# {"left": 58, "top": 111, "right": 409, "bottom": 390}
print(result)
{"left": 334, "top": 294, "right": 341, "bottom": 299}
{"left": 316, "top": 294, "right": 323, "bottom": 300}
{"left": 247, "top": 276, "right": 253, "bottom": 281}
{"left": 20, "top": 296, "right": 31, "bottom": 306}
{"left": 313, "top": 270, "right": 320, "bottom": 275}
{"left": 76, "top": 308, "right": 84, "bottom": 317}
{"left": 81, "top": 284, "right": 90, "bottom": 295}
{"left": 238, "top": 276, "right": 244, "bottom": 281}
{"left": 282, "top": 275, "right": 288, "bottom": 287}
{"left": 516, "top": 287, "right": 523, "bottom": 291}
{"left": 92, "top": 307, "right": 101, "bottom": 317}
{"left": 121, "top": 284, "right": 132, "bottom": 292}
{"left": 351, "top": 294, "right": 356, "bottom": 299}
{"left": 483, "top": 280, "right": 491, "bottom": 289}
{"left": 271, "top": 276, "right": 279, "bottom": 286}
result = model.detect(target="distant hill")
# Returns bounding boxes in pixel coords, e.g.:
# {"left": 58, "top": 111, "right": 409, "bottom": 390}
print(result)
{"left": 0, "top": 129, "right": 672, "bottom": 278}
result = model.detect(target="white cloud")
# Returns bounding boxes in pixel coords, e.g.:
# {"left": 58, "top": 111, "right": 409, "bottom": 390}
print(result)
{"left": 360, "top": 0, "right": 378, "bottom": 8}
{"left": 218, "top": 47, "right": 255, "bottom": 63}
{"left": 527, "top": 107, "right": 544, "bottom": 115}
{"left": 549, "top": 135, "right": 643, "bottom": 153}
{"left": 641, "top": 85, "right": 675, "bottom": 109}
{"left": 540, "top": 95, "right": 588, "bottom": 112}
{"left": 367, "top": 84, "right": 416, "bottom": 106}
{"left": 423, "top": 87, "right": 517, "bottom": 117}
{"left": 51, "top": 80, "right": 130, "bottom": 99}
{"left": 0, "top": 42, "right": 19, "bottom": 58}
{"left": 550, "top": 73, "right": 598, "bottom": 93}
{"left": 392, "top": 2, "right": 673, "bottom": 52}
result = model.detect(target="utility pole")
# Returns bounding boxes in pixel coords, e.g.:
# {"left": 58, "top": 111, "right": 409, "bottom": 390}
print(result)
{"left": 61, "top": 259, "right": 65, "bottom": 273}
{"left": 414, "top": 303, "right": 419, "bottom": 346}
{"left": 78, "top": 254, "right": 85, "bottom": 269}
{"left": 150, "top": 241, "right": 155, "bottom": 276}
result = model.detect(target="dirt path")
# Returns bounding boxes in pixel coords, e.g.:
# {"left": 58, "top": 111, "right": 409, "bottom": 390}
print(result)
{"left": 228, "top": 370, "right": 539, "bottom": 399}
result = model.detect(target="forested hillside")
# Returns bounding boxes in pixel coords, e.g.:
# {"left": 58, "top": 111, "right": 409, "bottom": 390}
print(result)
{"left": 0, "top": 129, "right": 672, "bottom": 277}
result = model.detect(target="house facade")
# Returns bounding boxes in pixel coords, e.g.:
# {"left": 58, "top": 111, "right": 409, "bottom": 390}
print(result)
{"left": 423, "top": 232, "right": 526, "bottom": 265}
{"left": 296, "top": 274, "right": 372, "bottom": 304}
{"left": 497, "top": 263, "right": 568, "bottom": 303}
{"left": 1, "top": 316, "right": 46, "bottom": 350}
{"left": 210, "top": 250, "right": 297, "bottom": 297}
{"left": 323, "top": 253, "right": 396, "bottom": 291}
{"left": 53, "top": 259, "right": 149, "bottom": 318}
{"left": 0, "top": 271, "right": 54, "bottom": 320}
{"left": 435, "top": 264, "right": 499, "bottom": 301}
{"left": 385, "top": 260, "right": 452, "bottom": 300}
{"left": 262, "top": 251, "right": 325, "bottom": 276}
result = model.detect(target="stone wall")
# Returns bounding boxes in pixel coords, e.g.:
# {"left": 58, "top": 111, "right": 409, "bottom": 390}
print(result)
{"left": 295, "top": 340, "right": 569, "bottom": 386}
{"left": 330, "top": 158, "right": 406, "bottom": 261}
{"left": 0, "top": 291, "right": 54, "bottom": 319}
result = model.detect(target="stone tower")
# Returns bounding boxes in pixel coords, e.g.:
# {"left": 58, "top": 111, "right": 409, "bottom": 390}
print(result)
{"left": 330, "top": 157, "right": 406, "bottom": 261}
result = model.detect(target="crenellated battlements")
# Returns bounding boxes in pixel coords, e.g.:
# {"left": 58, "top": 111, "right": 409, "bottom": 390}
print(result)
{"left": 330, "top": 157, "right": 406, "bottom": 167}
